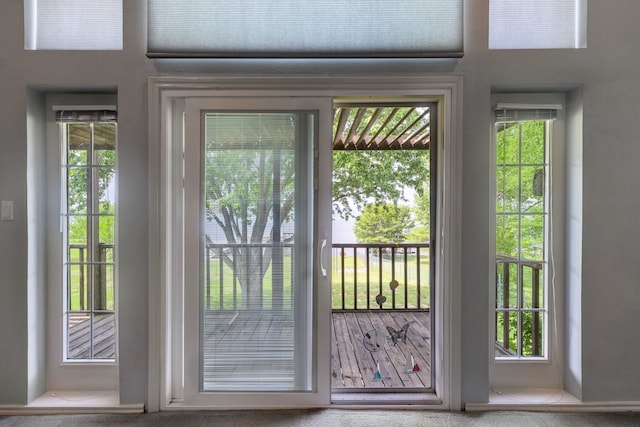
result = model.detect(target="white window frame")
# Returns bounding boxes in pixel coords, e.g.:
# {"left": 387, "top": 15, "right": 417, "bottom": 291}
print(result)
{"left": 45, "top": 94, "right": 119, "bottom": 391}
{"left": 489, "top": 93, "right": 566, "bottom": 389}
{"left": 147, "top": 75, "right": 463, "bottom": 411}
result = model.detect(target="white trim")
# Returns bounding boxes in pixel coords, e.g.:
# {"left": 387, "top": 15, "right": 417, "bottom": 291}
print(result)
{"left": 147, "top": 75, "right": 463, "bottom": 411}
{"left": 44, "top": 94, "right": 119, "bottom": 393}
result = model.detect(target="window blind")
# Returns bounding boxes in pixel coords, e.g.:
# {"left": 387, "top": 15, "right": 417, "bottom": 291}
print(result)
{"left": 147, "top": 0, "right": 463, "bottom": 58}
{"left": 24, "top": 0, "right": 122, "bottom": 50}
{"left": 494, "top": 104, "right": 562, "bottom": 123}
{"left": 489, "top": 0, "right": 585, "bottom": 49}
{"left": 53, "top": 106, "right": 118, "bottom": 123}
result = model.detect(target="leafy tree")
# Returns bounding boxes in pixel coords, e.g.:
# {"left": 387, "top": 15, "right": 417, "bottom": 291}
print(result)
{"left": 205, "top": 109, "right": 431, "bottom": 308}
{"left": 354, "top": 203, "right": 414, "bottom": 244}
{"left": 406, "top": 154, "right": 431, "bottom": 242}
{"left": 204, "top": 141, "right": 294, "bottom": 309}
{"left": 333, "top": 150, "right": 428, "bottom": 220}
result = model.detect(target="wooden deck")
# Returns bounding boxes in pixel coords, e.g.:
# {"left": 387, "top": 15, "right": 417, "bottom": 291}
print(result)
{"left": 67, "top": 310, "right": 432, "bottom": 391}
{"left": 68, "top": 312, "right": 116, "bottom": 360}
{"left": 331, "top": 310, "right": 431, "bottom": 389}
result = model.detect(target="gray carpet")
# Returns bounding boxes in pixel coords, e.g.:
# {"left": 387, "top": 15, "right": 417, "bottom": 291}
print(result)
{"left": 2, "top": 410, "right": 640, "bottom": 426}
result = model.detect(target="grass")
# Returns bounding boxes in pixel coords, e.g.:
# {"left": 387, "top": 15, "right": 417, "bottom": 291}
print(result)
{"left": 331, "top": 254, "right": 429, "bottom": 309}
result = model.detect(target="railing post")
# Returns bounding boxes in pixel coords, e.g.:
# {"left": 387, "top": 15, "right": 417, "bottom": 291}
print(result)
{"left": 518, "top": 263, "right": 524, "bottom": 354}
{"left": 94, "top": 243, "right": 107, "bottom": 311}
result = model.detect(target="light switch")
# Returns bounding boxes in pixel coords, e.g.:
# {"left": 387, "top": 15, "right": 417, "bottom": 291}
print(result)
{"left": 1, "top": 201, "right": 14, "bottom": 221}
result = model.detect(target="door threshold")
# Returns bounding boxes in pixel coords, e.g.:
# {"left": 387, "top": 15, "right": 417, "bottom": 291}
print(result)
{"left": 331, "top": 391, "right": 441, "bottom": 408}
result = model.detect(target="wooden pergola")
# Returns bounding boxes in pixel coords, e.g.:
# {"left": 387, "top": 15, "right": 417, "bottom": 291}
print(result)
{"left": 332, "top": 106, "right": 431, "bottom": 150}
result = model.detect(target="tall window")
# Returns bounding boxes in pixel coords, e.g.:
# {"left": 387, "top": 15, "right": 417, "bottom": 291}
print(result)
{"left": 494, "top": 106, "right": 557, "bottom": 358}
{"left": 59, "top": 111, "right": 117, "bottom": 361}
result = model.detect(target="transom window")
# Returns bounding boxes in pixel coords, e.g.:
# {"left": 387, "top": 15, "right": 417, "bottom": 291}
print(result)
{"left": 489, "top": 0, "right": 587, "bottom": 49}
{"left": 147, "top": 0, "right": 463, "bottom": 58}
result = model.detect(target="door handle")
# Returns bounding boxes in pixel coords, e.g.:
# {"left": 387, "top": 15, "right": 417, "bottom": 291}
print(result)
{"left": 320, "top": 239, "right": 327, "bottom": 277}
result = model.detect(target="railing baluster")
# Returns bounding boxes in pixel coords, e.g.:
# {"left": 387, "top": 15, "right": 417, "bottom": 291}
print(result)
{"left": 378, "top": 247, "right": 383, "bottom": 309}
{"left": 206, "top": 246, "right": 211, "bottom": 310}
{"left": 218, "top": 247, "right": 224, "bottom": 310}
{"left": 353, "top": 247, "right": 358, "bottom": 310}
{"left": 391, "top": 247, "right": 396, "bottom": 309}
{"left": 232, "top": 247, "right": 237, "bottom": 310}
{"left": 404, "top": 248, "right": 408, "bottom": 309}
{"left": 416, "top": 247, "right": 421, "bottom": 309}
{"left": 79, "top": 246, "right": 85, "bottom": 311}
{"left": 366, "top": 248, "right": 370, "bottom": 309}
{"left": 341, "top": 247, "right": 345, "bottom": 310}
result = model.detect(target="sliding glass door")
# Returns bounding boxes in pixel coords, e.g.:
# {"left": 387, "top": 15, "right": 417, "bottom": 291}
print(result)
{"left": 181, "top": 97, "right": 332, "bottom": 407}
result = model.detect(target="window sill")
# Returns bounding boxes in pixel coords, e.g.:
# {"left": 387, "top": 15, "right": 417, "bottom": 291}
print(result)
{"left": 465, "top": 388, "right": 640, "bottom": 412}
{"left": 2, "top": 391, "right": 144, "bottom": 415}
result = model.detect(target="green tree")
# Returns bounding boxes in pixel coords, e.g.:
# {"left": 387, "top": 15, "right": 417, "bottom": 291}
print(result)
{"left": 406, "top": 154, "right": 431, "bottom": 242}
{"left": 495, "top": 120, "right": 546, "bottom": 260}
{"left": 333, "top": 150, "right": 429, "bottom": 220}
{"left": 354, "top": 203, "right": 414, "bottom": 244}
{"left": 205, "top": 109, "right": 431, "bottom": 307}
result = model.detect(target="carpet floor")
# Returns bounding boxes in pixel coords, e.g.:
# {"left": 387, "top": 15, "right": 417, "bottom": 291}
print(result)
{"left": 2, "top": 409, "right": 640, "bottom": 426}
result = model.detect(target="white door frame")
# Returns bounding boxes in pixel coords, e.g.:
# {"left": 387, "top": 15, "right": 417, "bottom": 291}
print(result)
{"left": 147, "top": 75, "right": 463, "bottom": 411}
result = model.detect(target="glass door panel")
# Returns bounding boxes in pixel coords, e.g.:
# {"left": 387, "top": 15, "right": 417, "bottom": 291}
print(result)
{"left": 202, "top": 112, "right": 312, "bottom": 391}
{"left": 182, "top": 98, "right": 332, "bottom": 407}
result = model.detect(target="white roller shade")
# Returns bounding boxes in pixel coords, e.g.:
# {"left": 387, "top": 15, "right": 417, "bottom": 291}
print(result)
{"left": 25, "top": 0, "right": 122, "bottom": 50}
{"left": 489, "top": 0, "right": 586, "bottom": 49}
{"left": 147, "top": 0, "right": 463, "bottom": 58}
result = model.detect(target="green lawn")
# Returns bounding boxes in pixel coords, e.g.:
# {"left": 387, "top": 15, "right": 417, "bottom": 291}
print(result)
{"left": 204, "top": 253, "right": 430, "bottom": 310}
